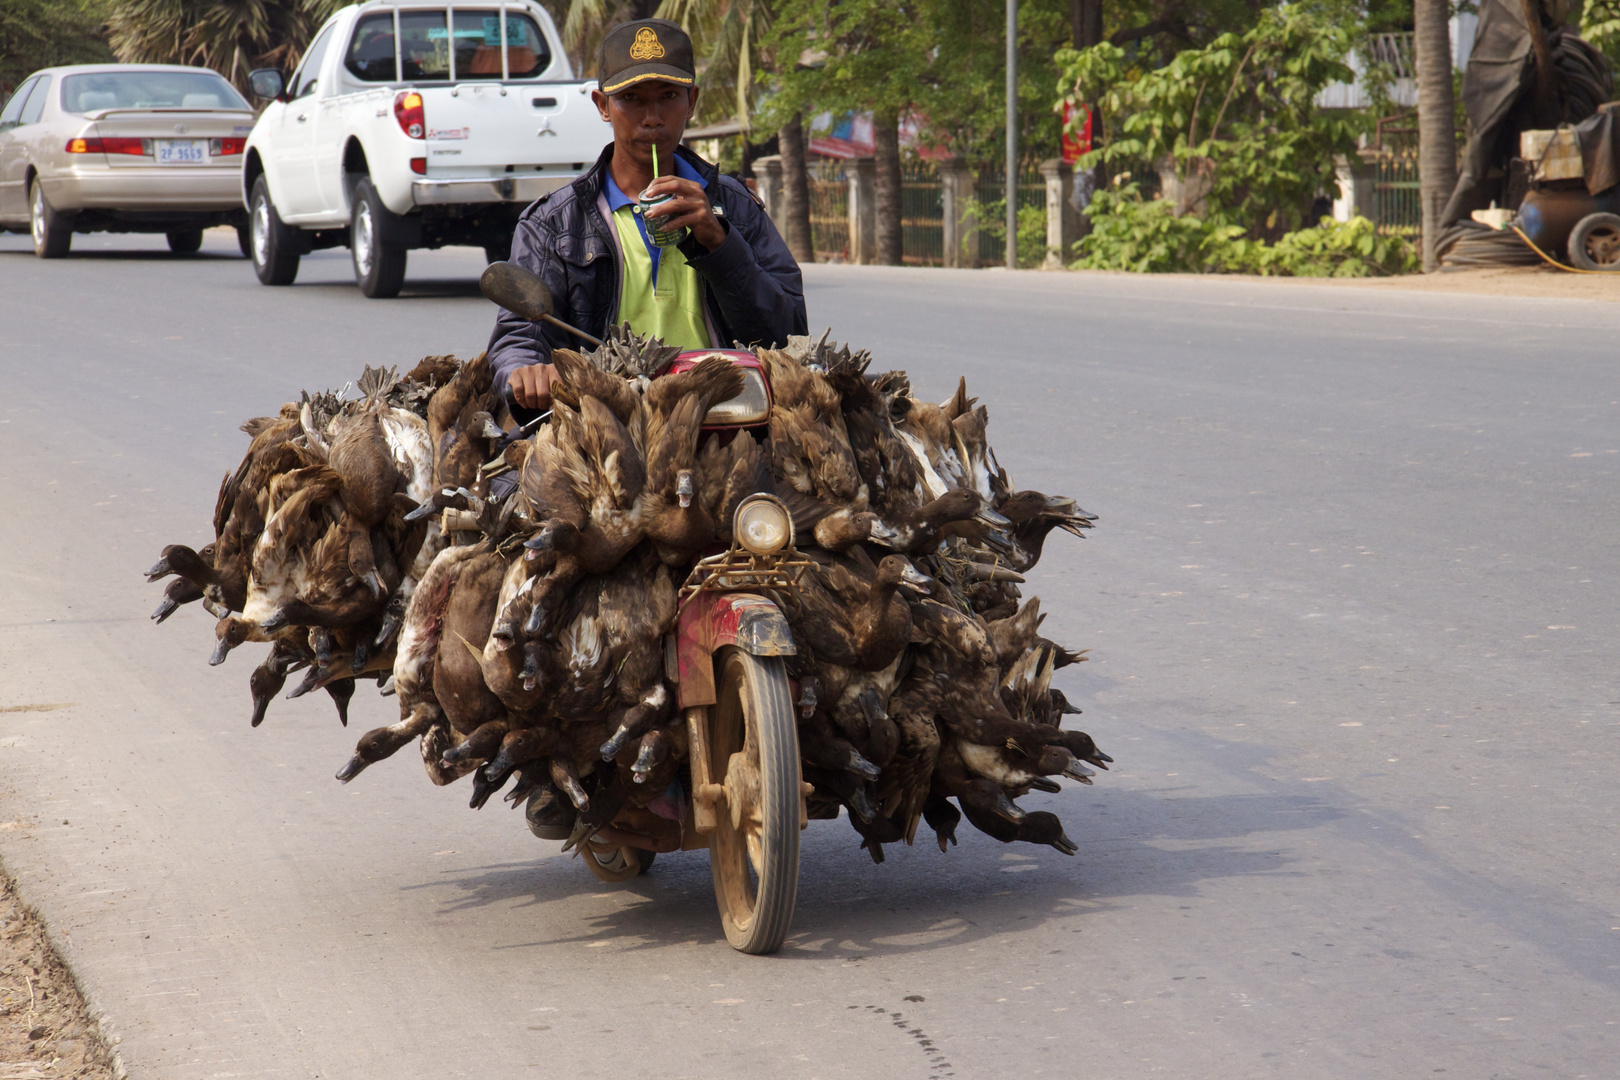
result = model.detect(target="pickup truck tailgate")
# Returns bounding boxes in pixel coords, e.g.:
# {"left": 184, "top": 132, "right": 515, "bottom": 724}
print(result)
{"left": 425, "top": 83, "right": 602, "bottom": 171}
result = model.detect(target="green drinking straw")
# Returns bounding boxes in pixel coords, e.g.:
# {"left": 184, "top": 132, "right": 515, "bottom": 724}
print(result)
{"left": 651, "top": 142, "right": 660, "bottom": 178}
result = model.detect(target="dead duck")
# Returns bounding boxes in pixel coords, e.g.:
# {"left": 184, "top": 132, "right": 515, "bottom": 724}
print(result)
{"left": 793, "top": 554, "right": 928, "bottom": 671}
{"left": 327, "top": 405, "right": 414, "bottom": 599}
{"left": 959, "top": 802, "right": 1078, "bottom": 855}
{"left": 992, "top": 489, "right": 1097, "bottom": 572}
{"left": 870, "top": 488, "right": 1010, "bottom": 554}
{"left": 641, "top": 394, "right": 718, "bottom": 564}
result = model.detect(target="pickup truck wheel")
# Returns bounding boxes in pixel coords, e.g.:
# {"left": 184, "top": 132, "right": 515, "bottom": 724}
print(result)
{"left": 351, "top": 177, "right": 407, "bottom": 298}
{"left": 30, "top": 179, "right": 72, "bottom": 259}
{"left": 166, "top": 229, "right": 203, "bottom": 254}
{"left": 249, "top": 176, "right": 300, "bottom": 285}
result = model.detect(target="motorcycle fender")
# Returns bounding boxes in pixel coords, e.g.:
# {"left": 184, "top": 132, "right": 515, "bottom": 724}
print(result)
{"left": 675, "top": 593, "right": 796, "bottom": 709}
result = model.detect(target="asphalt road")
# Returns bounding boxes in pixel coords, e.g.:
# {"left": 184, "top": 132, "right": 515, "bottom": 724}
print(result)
{"left": 1, "top": 230, "right": 1617, "bottom": 1080}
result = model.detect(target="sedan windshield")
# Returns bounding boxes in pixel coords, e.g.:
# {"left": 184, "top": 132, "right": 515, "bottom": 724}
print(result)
{"left": 60, "top": 71, "right": 250, "bottom": 114}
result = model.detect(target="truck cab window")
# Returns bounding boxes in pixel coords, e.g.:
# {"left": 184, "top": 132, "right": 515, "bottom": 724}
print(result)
{"left": 400, "top": 11, "right": 450, "bottom": 81}
{"left": 502, "top": 13, "right": 552, "bottom": 78}
{"left": 345, "top": 13, "right": 398, "bottom": 82}
{"left": 291, "top": 25, "right": 335, "bottom": 99}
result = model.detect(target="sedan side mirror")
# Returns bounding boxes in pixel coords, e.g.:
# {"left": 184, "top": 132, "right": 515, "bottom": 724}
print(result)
{"left": 248, "top": 69, "right": 285, "bottom": 101}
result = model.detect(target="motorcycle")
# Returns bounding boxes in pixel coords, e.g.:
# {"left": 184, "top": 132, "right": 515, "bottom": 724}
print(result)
{"left": 479, "top": 262, "right": 812, "bottom": 955}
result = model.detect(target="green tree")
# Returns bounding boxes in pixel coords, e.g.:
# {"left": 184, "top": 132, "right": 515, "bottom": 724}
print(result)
{"left": 1056, "top": 6, "right": 1362, "bottom": 242}
{"left": 762, "top": 0, "right": 936, "bottom": 264}
{"left": 105, "top": 0, "right": 346, "bottom": 93}
{"left": 0, "top": 0, "right": 113, "bottom": 98}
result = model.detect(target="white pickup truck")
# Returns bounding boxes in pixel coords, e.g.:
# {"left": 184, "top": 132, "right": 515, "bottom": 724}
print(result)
{"left": 241, "top": 0, "right": 604, "bottom": 297}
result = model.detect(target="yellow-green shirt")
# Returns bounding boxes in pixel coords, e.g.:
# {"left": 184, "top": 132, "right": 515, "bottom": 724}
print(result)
{"left": 604, "top": 168, "right": 712, "bottom": 350}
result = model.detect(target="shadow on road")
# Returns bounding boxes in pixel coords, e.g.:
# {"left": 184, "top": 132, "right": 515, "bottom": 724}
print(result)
{"left": 407, "top": 788, "right": 1338, "bottom": 959}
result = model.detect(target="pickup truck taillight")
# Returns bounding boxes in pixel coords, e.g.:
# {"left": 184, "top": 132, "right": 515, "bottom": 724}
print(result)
{"left": 394, "top": 91, "right": 425, "bottom": 139}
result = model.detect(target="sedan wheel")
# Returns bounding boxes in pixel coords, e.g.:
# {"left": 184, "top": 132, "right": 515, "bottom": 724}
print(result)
{"left": 30, "top": 180, "right": 72, "bottom": 259}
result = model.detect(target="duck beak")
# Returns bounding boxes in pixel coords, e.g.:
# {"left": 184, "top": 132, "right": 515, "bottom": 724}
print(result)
{"left": 676, "top": 473, "right": 694, "bottom": 509}
{"left": 334, "top": 755, "right": 368, "bottom": 784}
{"left": 899, "top": 564, "right": 932, "bottom": 594}
{"left": 523, "top": 531, "right": 554, "bottom": 553}
{"left": 403, "top": 499, "right": 438, "bottom": 522}
{"left": 144, "top": 554, "right": 175, "bottom": 581}
{"left": 478, "top": 415, "right": 506, "bottom": 440}
{"left": 150, "top": 597, "right": 179, "bottom": 624}
{"left": 866, "top": 519, "right": 902, "bottom": 547}
{"left": 257, "top": 608, "right": 290, "bottom": 634}
{"left": 1062, "top": 759, "right": 1096, "bottom": 784}
{"left": 974, "top": 504, "right": 1012, "bottom": 528}
{"left": 208, "top": 637, "right": 233, "bottom": 666}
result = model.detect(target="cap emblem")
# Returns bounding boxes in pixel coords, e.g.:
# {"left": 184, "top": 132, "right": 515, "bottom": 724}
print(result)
{"left": 629, "top": 27, "right": 666, "bottom": 60}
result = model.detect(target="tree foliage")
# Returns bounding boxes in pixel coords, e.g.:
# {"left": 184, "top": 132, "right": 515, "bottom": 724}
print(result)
{"left": 1056, "top": 6, "right": 1363, "bottom": 241}
{"left": 105, "top": 0, "right": 346, "bottom": 92}
{"left": 0, "top": 0, "right": 113, "bottom": 97}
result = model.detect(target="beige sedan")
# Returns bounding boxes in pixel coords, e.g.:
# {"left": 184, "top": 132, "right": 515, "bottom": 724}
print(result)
{"left": 0, "top": 64, "right": 255, "bottom": 257}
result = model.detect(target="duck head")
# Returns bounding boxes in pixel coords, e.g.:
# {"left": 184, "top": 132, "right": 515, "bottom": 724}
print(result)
{"left": 146, "top": 544, "right": 206, "bottom": 583}
{"left": 871, "top": 555, "right": 931, "bottom": 595}
{"left": 675, "top": 470, "right": 695, "bottom": 509}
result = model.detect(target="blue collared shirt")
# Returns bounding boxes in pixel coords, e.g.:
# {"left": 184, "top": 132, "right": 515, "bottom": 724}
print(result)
{"left": 603, "top": 153, "right": 708, "bottom": 282}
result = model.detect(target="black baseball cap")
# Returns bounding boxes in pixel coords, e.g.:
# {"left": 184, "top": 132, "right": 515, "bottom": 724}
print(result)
{"left": 596, "top": 19, "right": 696, "bottom": 95}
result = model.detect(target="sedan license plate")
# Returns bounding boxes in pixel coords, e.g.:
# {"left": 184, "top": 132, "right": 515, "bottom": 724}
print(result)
{"left": 155, "top": 139, "right": 207, "bottom": 165}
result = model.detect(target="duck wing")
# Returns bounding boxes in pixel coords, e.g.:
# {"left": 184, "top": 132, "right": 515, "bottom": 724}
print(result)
{"left": 550, "top": 348, "right": 641, "bottom": 427}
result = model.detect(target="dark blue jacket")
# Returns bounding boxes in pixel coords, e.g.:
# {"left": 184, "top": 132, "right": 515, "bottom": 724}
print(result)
{"left": 487, "top": 142, "right": 808, "bottom": 413}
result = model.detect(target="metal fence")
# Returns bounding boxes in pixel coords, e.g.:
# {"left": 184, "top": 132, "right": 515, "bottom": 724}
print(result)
{"left": 974, "top": 168, "right": 1047, "bottom": 265}
{"left": 808, "top": 159, "right": 850, "bottom": 262}
{"left": 901, "top": 162, "right": 944, "bottom": 265}
{"left": 1371, "top": 152, "right": 1421, "bottom": 238}
{"left": 805, "top": 158, "right": 1047, "bottom": 265}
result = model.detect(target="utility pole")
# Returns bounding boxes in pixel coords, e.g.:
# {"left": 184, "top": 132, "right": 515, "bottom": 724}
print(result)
{"left": 1006, "top": 0, "right": 1018, "bottom": 269}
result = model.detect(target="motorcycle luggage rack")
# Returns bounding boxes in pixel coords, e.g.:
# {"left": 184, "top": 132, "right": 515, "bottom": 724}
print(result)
{"left": 678, "top": 542, "right": 815, "bottom": 611}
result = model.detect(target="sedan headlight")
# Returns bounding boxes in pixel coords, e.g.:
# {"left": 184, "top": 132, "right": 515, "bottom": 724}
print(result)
{"left": 734, "top": 495, "right": 793, "bottom": 555}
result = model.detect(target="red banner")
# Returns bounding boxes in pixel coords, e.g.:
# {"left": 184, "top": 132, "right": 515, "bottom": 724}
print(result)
{"left": 1061, "top": 101, "right": 1092, "bottom": 164}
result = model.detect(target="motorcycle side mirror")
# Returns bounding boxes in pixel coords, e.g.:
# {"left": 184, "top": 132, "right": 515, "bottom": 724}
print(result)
{"left": 479, "top": 260, "right": 553, "bottom": 322}
{"left": 248, "top": 69, "right": 285, "bottom": 101}
{"left": 479, "top": 261, "right": 602, "bottom": 347}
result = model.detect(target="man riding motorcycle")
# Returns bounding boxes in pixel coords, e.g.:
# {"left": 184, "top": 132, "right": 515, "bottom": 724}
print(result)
{"left": 486, "top": 18, "right": 808, "bottom": 420}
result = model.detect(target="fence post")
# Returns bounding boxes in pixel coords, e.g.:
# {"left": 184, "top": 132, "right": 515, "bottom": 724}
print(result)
{"left": 939, "top": 158, "right": 978, "bottom": 268}
{"left": 848, "top": 158, "right": 877, "bottom": 265}
{"left": 1331, "top": 151, "right": 1379, "bottom": 222}
{"left": 1039, "top": 158, "right": 1077, "bottom": 269}
{"left": 750, "top": 155, "right": 784, "bottom": 226}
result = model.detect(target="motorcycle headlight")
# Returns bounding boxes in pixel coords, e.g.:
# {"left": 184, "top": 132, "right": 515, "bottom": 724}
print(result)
{"left": 734, "top": 495, "right": 792, "bottom": 555}
{"left": 703, "top": 366, "right": 771, "bottom": 426}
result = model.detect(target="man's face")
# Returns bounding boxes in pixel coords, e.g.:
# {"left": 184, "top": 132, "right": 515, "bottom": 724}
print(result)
{"left": 592, "top": 80, "right": 699, "bottom": 168}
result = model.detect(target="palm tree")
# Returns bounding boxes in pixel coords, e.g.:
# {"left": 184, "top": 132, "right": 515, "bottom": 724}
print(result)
{"left": 1414, "top": 0, "right": 1457, "bottom": 272}
{"left": 106, "top": 0, "right": 346, "bottom": 92}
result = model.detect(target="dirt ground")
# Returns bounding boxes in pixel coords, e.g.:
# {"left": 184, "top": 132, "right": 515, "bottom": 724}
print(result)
{"left": 0, "top": 875, "right": 120, "bottom": 1080}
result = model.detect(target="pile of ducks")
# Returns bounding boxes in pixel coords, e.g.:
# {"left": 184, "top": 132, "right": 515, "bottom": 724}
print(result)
{"left": 146, "top": 330, "right": 1108, "bottom": 863}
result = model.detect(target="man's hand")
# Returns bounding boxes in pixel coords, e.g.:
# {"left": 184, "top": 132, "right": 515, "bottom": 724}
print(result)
{"left": 642, "top": 174, "right": 726, "bottom": 251}
{"left": 509, "top": 363, "right": 557, "bottom": 411}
